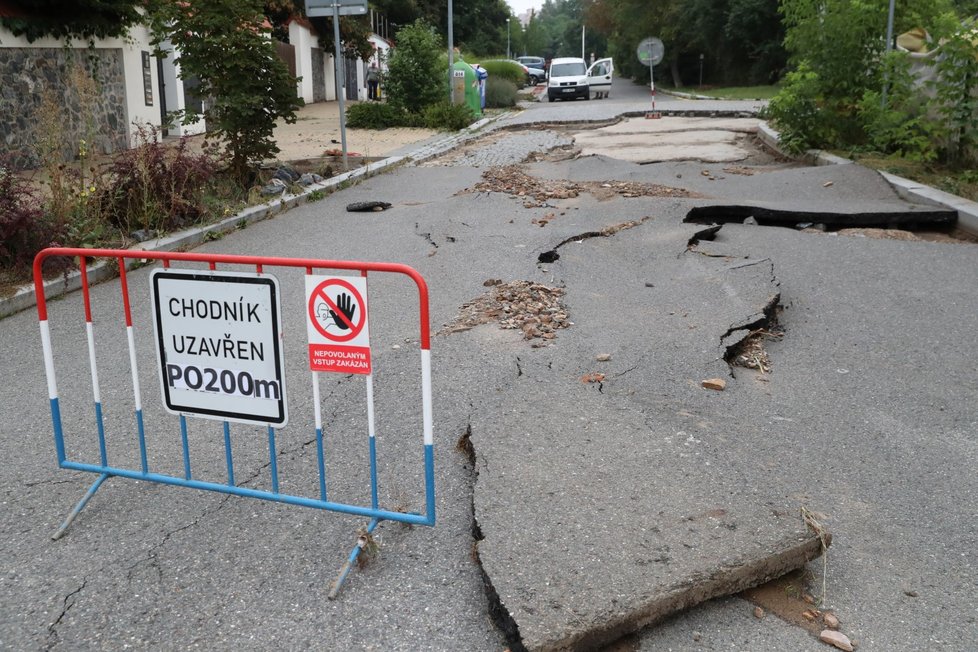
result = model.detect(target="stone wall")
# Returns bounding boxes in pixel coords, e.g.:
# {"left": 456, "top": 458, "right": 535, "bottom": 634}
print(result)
{"left": 0, "top": 48, "right": 129, "bottom": 171}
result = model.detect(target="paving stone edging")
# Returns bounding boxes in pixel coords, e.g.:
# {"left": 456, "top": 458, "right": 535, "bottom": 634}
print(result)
{"left": 0, "top": 113, "right": 505, "bottom": 322}
{"left": 756, "top": 122, "right": 978, "bottom": 236}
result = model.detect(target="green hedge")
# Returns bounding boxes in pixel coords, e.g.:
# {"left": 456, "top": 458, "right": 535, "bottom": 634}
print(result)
{"left": 478, "top": 60, "right": 526, "bottom": 88}
{"left": 485, "top": 77, "right": 518, "bottom": 108}
{"left": 347, "top": 102, "right": 420, "bottom": 128}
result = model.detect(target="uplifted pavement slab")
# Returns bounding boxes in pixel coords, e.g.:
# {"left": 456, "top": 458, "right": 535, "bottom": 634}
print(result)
{"left": 426, "top": 196, "right": 829, "bottom": 649}
{"left": 571, "top": 118, "right": 762, "bottom": 163}
{"left": 527, "top": 156, "right": 958, "bottom": 228}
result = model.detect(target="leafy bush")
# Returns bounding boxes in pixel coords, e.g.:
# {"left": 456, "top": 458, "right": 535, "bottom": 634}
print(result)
{"left": 0, "top": 162, "right": 65, "bottom": 273}
{"left": 485, "top": 77, "right": 518, "bottom": 108}
{"left": 347, "top": 102, "right": 413, "bottom": 129}
{"left": 930, "top": 16, "right": 978, "bottom": 165}
{"left": 95, "top": 127, "right": 219, "bottom": 235}
{"left": 478, "top": 60, "right": 526, "bottom": 88}
{"left": 423, "top": 101, "right": 477, "bottom": 131}
{"left": 385, "top": 20, "right": 445, "bottom": 114}
{"left": 763, "top": 63, "right": 827, "bottom": 154}
{"left": 771, "top": 0, "right": 973, "bottom": 165}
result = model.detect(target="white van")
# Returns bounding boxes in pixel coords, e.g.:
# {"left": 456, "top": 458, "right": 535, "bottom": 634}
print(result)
{"left": 547, "top": 57, "right": 615, "bottom": 102}
{"left": 547, "top": 57, "right": 589, "bottom": 102}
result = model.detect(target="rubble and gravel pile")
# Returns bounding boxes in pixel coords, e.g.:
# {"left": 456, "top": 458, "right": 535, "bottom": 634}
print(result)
{"left": 439, "top": 279, "right": 570, "bottom": 346}
{"left": 728, "top": 327, "right": 783, "bottom": 373}
{"left": 466, "top": 165, "right": 698, "bottom": 208}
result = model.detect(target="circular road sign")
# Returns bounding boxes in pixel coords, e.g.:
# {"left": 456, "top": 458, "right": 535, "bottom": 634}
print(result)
{"left": 308, "top": 277, "right": 367, "bottom": 343}
{"left": 637, "top": 37, "right": 665, "bottom": 67}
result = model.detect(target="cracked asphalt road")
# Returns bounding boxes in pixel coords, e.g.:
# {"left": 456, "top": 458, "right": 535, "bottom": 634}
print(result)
{"left": 2, "top": 80, "right": 976, "bottom": 650}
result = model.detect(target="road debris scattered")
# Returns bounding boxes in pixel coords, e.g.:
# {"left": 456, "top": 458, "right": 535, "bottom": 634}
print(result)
{"left": 596, "top": 353, "right": 612, "bottom": 362}
{"left": 723, "top": 165, "right": 757, "bottom": 176}
{"left": 805, "top": 227, "right": 922, "bottom": 241}
{"left": 346, "top": 201, "right": 392, "bottom": 212}
{"left": 753, "top": 606, "right": 765, "bottom": 619}
{"left": 465, "top": 165, "right": 698, "bottom": 208}
{"left": 532, "top": 213, "right": 556, "bottom": 227}
{"left": 824, "top": 612, "right": 840, "bottom": 629}
{"left": 819, "top": 629, "right": 854, "bottom": 651}
{"left": 701, "top": 378, "right": 727, "bottom": 391}
{"left": 439, "top": 281, "right": 570, "bottom": 346}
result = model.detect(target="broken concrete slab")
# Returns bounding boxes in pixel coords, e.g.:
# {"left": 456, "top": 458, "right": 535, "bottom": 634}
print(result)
{"left": 432, "top": 210, "right": 826, "bottom": 650}
{"left": 573, "top": 129, "right": 756, "bottom": 164}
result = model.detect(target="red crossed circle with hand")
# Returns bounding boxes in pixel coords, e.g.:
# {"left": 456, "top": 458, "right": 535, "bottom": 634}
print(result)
{"left": 308, "top": 278, "right": 366, "bottom": 342}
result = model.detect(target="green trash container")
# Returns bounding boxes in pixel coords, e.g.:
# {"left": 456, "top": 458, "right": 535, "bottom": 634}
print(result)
{"left": 452, "top": 60, "right": 482, "bottom": 116}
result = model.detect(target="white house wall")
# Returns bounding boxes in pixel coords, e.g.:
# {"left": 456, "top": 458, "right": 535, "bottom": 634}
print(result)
{"left": 157, "top": 39, "right": 206, "bottom": 137}
{"left": 289, "top": 21, "right": 315, "bottom": 103}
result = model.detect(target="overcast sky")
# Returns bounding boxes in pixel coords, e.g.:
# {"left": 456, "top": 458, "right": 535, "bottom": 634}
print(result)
{"left": 507, "top": 0, "right": 544, "bottom": 17}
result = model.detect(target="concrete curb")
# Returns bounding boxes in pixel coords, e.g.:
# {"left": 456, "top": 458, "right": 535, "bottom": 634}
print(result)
{"left": 755, "top": 122, "right": 978, "bottom": 236}
{"left": 1, "top": 112, "right": 512, "bottom": 322}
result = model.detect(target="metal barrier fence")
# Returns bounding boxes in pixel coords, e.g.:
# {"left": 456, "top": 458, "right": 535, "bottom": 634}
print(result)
{"left": 33, "top": 247, "right": 435, "bottom": 597}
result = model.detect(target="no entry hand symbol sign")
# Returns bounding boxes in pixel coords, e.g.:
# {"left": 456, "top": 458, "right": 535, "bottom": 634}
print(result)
{"left": 306, "top": 275, "right": 371, "bottom": 374}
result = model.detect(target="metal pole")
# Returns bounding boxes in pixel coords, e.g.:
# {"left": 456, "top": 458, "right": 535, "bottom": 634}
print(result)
{"left": 882, "top": 0, "right": 896, "bottom": 107}
{"left": 332, "top": 3, "right": 348, "bottom": 170}
{"left": 448, "top": 0, "right": 454, "bottom": 103}
{"left": 507, "top": 18, "right": 510, "bottom": 60}
{"left": 581, "top": 25, "right": 585, "bottom": 60}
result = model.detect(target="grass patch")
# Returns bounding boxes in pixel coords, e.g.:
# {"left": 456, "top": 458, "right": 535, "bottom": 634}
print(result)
{"left": 841, "top": 154, "right": 978, "bottom": 203}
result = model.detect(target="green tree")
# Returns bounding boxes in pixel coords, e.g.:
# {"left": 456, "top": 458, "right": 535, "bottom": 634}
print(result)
{"left": 582, "top": 0, "right": 785, "bottom": 86}
{"left": 385, "top": 19, "right": 444, "bottom": 114}
{"left": 0, "top": 0, "right": 143, "bottom": 42}
{"left": 150, "top": 0, "right": 303, "bottom": 184}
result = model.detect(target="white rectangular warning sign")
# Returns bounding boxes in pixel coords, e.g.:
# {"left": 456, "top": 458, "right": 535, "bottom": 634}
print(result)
{"left": 305, "top": 274, "right": 371, "bottom": 374}
{"left": 150, "top": 269, "right": 288, "bottom": 426}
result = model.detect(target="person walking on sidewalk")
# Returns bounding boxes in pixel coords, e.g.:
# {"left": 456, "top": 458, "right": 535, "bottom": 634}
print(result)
{"left": 366, "top": 63, "right": 380, "bottom": 101}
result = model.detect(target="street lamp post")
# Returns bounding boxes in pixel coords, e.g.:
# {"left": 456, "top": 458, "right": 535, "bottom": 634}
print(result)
{"left": 506, "top": 17, "right": 511, "bottom": 60}
{"left": 882, "top": 0, "right": 896, "bottom": 107}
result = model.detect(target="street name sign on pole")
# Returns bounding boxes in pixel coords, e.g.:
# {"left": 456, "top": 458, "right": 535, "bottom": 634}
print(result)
{"left": 305, "top": 0, "right": 367, "bottom": 17}
{"left": 305, "top": 0, "right": 369, "bottom": 170}
{"left": 637, "top": 37, "right": 664, "bottom": 119}
{"left": 150, "top": 269, "right": 289, "bottom": 426}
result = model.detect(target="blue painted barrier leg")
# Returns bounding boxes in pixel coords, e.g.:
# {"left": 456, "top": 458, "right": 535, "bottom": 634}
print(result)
{"left": 52, "top": 473, "right": 109, "bottom": 540}
{"left": 327, "top": 518, "right": 380, "bottom": 600}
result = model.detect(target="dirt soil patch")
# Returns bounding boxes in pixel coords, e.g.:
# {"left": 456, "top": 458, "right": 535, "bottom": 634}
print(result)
{"left": 439, "top": 279, "right": 570, "bottom": 346}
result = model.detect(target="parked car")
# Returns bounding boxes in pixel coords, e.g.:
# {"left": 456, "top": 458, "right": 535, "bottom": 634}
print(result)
{"left": 516, "top": 56, "right": 547, "bottom": 72}
{"left": 547, "top": 57, "right": 589, "bottom": 102}
{"left": 524, "top": 64, "right": 546, "bottom": 84}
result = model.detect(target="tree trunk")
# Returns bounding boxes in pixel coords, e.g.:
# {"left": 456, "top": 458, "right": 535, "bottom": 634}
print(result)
{"left": 671, "top": 58, "right": 684, "bottom": 88}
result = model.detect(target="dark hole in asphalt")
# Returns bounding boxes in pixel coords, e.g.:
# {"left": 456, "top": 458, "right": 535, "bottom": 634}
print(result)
{"left": 685, "top": 204, "right": 958, "bottom": 231}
